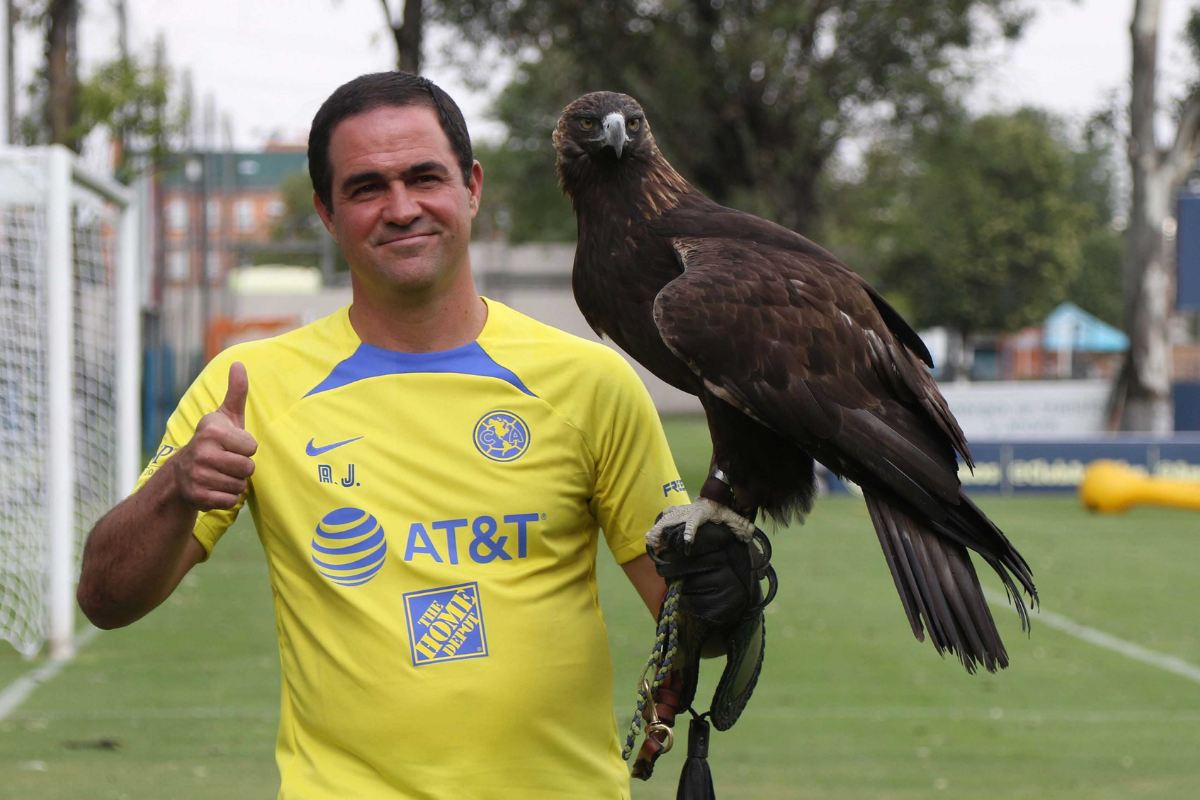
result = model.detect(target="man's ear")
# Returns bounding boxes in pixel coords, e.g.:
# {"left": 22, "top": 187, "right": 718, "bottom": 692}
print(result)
{"left": 313, "top": 191, "right": 337, "bottom": 241}
{"left": 467, "top": 160, "right": 483, "bottom": 219}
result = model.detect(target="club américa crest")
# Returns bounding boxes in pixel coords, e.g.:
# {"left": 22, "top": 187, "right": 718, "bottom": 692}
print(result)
{"left": 473, "top": 410, "right": 530, "bottom": 462}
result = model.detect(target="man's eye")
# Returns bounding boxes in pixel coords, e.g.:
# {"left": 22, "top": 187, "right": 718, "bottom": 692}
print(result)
{"left": 352, "top": 183, "right": 380, "bottom": 196}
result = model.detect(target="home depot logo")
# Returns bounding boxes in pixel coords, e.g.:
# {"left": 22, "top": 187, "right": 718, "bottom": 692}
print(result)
{"left": 402, "top": 582, "right": 488, "bottom": 666}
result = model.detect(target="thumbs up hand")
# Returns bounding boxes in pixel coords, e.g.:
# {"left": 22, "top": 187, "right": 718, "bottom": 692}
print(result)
{"left": 173, "top": 362, "right": 259, "bottom": 511}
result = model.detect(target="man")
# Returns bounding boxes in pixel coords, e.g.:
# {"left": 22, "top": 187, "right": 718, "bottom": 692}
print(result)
{"left": 77, "top": 72, "right": 686, "bottom": 799}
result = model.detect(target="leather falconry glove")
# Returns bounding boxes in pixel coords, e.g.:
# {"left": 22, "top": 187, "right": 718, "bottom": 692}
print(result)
{"left": 632, "top": 518, "right": 777, "bottom": 799}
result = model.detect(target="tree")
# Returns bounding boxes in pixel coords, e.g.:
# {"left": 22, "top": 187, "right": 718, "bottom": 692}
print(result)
{"left": 473, "top": 140, "right": 575, "bottom": 243}
{"left": 75, "top": 50, "right": 187, "bottom": 182}
{"left": 44, "top": 0, "right": 79, "bottom": 147}
{"left": 16, "top": 5, "right": 188, "bottom": 181}
{"left": 465, "top": 48, "right": 589, "bottom": 242}
{"left": 378, "top": 0, "right": 423, "bottom": 73}
{"left": 1117, "top": 0, "right": 1200, "bottom": 432}
{"left": 434, "top": 0, "right": 1038, "bottom": 236}
{"left": 1065, "top": 120, "right": 1126, "bottom": 328}
{"left": 15, "top": 0, "right": 82, "bottom": 148}
{"left": 829, "top": 108, "right": 1119, "bottom": 376}
{"left": 1071, "top": 226, "right": 1125, "bottom": 328}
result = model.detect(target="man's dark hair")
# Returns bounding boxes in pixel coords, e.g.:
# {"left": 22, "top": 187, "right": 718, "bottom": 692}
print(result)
{"left": 308, "top": 72, "right": 474, "bottom": 212}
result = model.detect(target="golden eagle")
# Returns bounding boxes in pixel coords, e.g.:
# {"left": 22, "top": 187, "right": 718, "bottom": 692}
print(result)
{"left": 554, "top": 92, "right": 1036, "bottom": 673}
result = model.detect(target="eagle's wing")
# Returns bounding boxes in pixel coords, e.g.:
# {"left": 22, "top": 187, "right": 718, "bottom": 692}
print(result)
{"left": 654, "top": 234, "right": 966, "bottom": 518}
{"left": 654, "top": 205, "right": 939, "bottom": 369}
{"left": 654, "top": 233, "right": 1035, "bottom": 671}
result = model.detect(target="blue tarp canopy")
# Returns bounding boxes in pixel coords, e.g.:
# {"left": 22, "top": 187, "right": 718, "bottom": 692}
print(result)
{"left": 1042, "top": 302, "right": 1129, "bottom": 352}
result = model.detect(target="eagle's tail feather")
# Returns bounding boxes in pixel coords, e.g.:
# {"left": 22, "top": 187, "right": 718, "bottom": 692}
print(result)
{"left": 862, "top": 490, "right": 1009, "bottom": 673}
{"left": 947, "top": 492, "right": 1039, "bottom": 625}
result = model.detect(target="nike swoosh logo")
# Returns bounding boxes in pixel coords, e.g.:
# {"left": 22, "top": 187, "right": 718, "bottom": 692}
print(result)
{"left": 306, "top": 436, "right": 363, "bottom": 457}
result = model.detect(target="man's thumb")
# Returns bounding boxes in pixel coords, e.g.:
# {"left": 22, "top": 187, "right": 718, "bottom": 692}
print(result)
{"left": 220, "top": 361, "right": 249, "bottom": 428}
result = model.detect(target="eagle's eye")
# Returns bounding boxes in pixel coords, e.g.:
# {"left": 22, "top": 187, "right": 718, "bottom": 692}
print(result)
{"left": 628, "top": 118, "right": 641, "bottom": 131}
{"left": 579, "top": 118, "right": 595, "bottom": 130}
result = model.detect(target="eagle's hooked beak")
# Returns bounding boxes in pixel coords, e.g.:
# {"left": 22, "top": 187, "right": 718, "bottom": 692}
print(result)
{"left": 602, "top": 112, "right": 627, "bottom": 158}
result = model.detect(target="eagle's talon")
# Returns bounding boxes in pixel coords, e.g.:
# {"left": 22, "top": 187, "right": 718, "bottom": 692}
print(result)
{"left": 645, "top": 497, "right": 756, "bottom": 551}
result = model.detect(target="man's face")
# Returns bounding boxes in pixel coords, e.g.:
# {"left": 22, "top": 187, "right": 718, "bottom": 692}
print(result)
{"left": 314, "top": 105, "right": 482, "bottom": 297}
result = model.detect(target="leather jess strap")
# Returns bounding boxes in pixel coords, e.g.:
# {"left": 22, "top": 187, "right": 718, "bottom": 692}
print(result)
{"left": 631, "top": 670, "right": 684, "bottom": 779}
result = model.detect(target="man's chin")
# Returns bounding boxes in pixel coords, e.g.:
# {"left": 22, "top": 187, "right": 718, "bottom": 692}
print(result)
{"left": 366, "top": 261, "right": 446, "bottom": 294}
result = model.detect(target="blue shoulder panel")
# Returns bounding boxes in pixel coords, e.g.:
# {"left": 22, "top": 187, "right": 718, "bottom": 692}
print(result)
{"left": 305, "top": 341, "right": 534, "bottom": 398}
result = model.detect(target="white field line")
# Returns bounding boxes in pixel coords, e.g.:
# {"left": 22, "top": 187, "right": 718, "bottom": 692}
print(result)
{"left": 744, "top": 706, "right": 1200, "bottom": 724}
{"left": 983, "top": 587, "right": 1200, "bottom": 686}
{"left": 0, "top": 626, "right": 101, "bottom": 722}
{"left": 5, "top": 706, "right": 278, "bottom": 721}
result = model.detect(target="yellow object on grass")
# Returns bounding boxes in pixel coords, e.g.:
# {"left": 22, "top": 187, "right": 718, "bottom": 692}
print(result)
{"left": 1079, "top": 459, "right": 1200, "bottom": 513}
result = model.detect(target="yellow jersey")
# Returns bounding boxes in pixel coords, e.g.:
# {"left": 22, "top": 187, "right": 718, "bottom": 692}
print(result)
{"left": 135, "top": 298, "right": 687, "bottom": 799}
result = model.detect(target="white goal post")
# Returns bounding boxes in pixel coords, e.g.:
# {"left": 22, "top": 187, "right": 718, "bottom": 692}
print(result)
{"left": 0, "top": 145, "right": 140, "bottom": 660}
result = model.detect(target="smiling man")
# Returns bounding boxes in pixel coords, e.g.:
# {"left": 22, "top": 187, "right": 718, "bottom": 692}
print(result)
{"left": 76, "top": 72, "right": 686, "bottom": 799}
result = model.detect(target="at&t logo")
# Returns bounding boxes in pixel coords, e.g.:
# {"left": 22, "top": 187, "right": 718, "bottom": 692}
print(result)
{"left": 312, "top": 507, "right": 387, "bottom": 586}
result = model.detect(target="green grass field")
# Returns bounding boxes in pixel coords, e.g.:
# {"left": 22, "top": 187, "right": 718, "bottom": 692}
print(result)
{"left": 2, "top": 417, "right": 1199, "bottom": 799}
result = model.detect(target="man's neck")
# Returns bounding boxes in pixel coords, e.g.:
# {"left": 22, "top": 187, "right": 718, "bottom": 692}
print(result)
{"left": 348, "top": 274, "right": 488, "bottom": 353}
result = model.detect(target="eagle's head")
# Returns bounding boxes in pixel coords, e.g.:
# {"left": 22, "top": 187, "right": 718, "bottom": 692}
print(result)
{"left": 555, "top": 91, "right": 649, "bottom": 162}
{"left": 554, "top": 92, "right": 653, "bottom": 185}
{"left": 554, "top": 92, "right": 691, "bottom": 213}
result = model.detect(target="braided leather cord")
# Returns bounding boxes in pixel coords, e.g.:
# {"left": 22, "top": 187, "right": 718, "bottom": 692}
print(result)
{"left": 621, "top": 579, "right": 682, "bottom": 760}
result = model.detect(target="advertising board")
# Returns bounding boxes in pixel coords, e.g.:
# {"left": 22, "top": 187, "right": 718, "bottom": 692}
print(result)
{"left": 824, "top": 436, "right": 1200, "bottom": 495}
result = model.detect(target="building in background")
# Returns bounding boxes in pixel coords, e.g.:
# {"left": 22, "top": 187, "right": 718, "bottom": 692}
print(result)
{"left": 144, "top": 141, "right": 344, "bottom": 448}
{"left": 157, "top": 142, "right": 322, "bottom": 287}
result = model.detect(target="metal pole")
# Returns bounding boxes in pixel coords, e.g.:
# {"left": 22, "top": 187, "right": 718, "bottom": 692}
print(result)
{"left": 199, "top": 94, "right": 213, "bottom": 363}
{"left": 45, "top": 145, "right": 75, "bottom": 660}
{"left": 198, "top": 154, "right": 209, "bottom": 364}
{"left": 180, "top": 153, "right": 194, "bottom": 384}
{"left": 150, "top": 163, "right": 166, "bottom": 446}
{"left": 220, "top": 114, "right": 234, "bottom": 316}
{"left": 117, "top": 195, "right": 141, "bottom": 493}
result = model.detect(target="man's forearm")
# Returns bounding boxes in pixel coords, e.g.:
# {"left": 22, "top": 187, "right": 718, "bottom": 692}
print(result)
{"left": 622, "top": 553, "right": 667, "bottom": 619}
{"left": 76, "top": 463, "right": 201, "bottom": 629}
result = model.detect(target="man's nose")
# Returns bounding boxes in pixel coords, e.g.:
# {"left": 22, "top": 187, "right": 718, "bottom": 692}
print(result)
{"left": 382, "top": 183, "right": 421, "bottom": 226}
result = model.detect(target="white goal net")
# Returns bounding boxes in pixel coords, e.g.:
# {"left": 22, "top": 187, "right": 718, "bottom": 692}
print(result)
{"left": 0, "top": 146, "right": 139, "bottom": 659}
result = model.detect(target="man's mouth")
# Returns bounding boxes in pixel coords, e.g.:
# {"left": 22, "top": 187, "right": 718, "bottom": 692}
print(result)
{"left": 378, "top": 232, "right": 436, "bottom": 246}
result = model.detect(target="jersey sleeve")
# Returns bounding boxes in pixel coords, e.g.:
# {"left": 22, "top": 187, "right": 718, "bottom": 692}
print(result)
{"left": 587, "top": 350, "right": 689, "bottom": 564}
{"left": 130, "top": 349, "right": 254, "bottom": 560}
